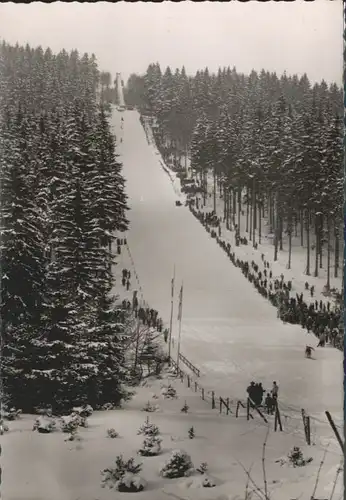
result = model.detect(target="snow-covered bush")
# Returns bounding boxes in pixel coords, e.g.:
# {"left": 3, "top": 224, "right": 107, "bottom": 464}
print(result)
{"left": 202, "top": 476, "right": 216, "bottom": 488}
{"left": 141, "top": 400, "right": 158, "bottom": 412}
{"left": 138, "top": 435, "right": 162, "bottom": 456}
{"left": 3, "top": 407, "right": 22, "bottom": 420}
{"left": 288, "top": 446, "right": 313, "bottom": 467}
{"left": 107, "top": 428, "right": 119, "bottom": 438}
{"left": 60, "top": 413, "right": 87, "bottom": 433}
{"left": 116, "top": 473, "right": 146, "bottom": 492}
{"left": 101, "top": 455, "right": 143, "bottom": 488}
{"left": 196, "top": 462, "right": 208, "bottom": 474}
{"left": 33, "top": 416, "right": 56, "bottom": 433}
{"left": 181, "top": 401, "right": 189, "bottom": 413}
{"left": 161, "top": 384, "right": 177, "bottom": 399}
{"left": 137, "top": 417, "right": 160, "bottom": 436}
{"left": 160, "top": 449, "right": 194, "bottom": 478}
{"left": 0, "top": 420, "right": 9, "bottom": 434}
{"left": 72, "top": 404, "right": 93, "bottom": 417}
{"left": 34, "top": 406, "right": 53, "bottom": 417}
{"left": 101, "top": 402, "right": 116, "bottom": 411}
{"left": 64, "top": 432, "right": 82, "bottom": 442}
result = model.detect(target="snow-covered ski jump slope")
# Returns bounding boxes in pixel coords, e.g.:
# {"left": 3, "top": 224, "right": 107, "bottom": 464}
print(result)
{"left": 111, "top": 104, "right": 342, "bottom": 431}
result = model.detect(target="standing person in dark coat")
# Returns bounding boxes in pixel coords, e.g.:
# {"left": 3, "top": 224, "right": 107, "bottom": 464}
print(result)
{"left": 264, "top": 393, "right": 274, "bottom": 414}
{"left": 257, "top": 383, "right": 265, "bottom": 406}
{"left": 247, "top": 382, "right": 256, "bottom": 406}
{"left": 271, "top": 381, "right": 279, "bottom": 401}
{"left": 122, "top": 276, "right": 126, "bottom": 287}
{"left": 126, "top": 279, "right": 130, "bottom": 291}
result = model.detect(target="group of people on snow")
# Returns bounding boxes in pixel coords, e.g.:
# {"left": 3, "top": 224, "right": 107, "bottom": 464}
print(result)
{"left": 247, "top": 381, "right": 279, "bottom": 414}
{"left": 189, "top": 202, "right": 342, "bottom": 352}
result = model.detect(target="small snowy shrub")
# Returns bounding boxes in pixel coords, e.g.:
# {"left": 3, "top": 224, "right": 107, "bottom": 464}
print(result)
{"left": 188, "top": 426, "right": 195, "bottom": 439}
{"left": 33, "top": 416, "right": 56, "bottom": 433}
{"left": 64, "top": 431, "right": 82, "bottom": 442}
{"left": 0, "top": 420, "right": 9, "bottom": 434}
{"left": 138, "top": 435, "right": 162, "bottom": 456}
{"left": 60, "top": 413, "right": 87, "bottom": 433}
{"left": 181, "top": 401, "right": 189, "bottom": 413}
{"left": 142, "top": 400, "right": 158, "bottom": 412}
{"left": 137, "top": 417, "right": 160, "bottom": 436}
{"left": 196, "top": 462, "right": 208, "bottom": 474}
{"left": 3, "top": 407, "right": 22, "bottom": 421}
{"left": 107, "top": 428, "right": 119, "bottom": 438}
{"left": 116, "top": 473, "right": 146, "bottom": 492}
{"left": 202, "top": 476, "right": 216, "bottom": 488}
{"left": 101, "top": 455, "right": 143, "bottom": 488}
{"left": 160, "top": 449, "right": 194, "bottom": 478}
{"left": 34, "top": 406, "right": 53, "bottom": 417}
{"left": 101, "top": 402, "right": 116, "bottom": 411}
{"left": 288, "top": 447, "right": 313, "bottom": 467}
{"left": 72, "top": 404, "right": 93, "bottom": 417}
{"left": 161, "top": 384, "right": 177, "bottom": 399}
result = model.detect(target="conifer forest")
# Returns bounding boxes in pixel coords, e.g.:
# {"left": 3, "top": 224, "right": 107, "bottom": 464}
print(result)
{"left": 125, "top": 65, "right": 343, "bottom": 287}
{"left": 0, "top": 42, "right": 128, "bottom": 412}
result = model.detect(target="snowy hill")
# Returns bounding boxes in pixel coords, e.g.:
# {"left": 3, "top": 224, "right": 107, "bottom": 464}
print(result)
{"left": 110, "top": 104, "right": 342, "bottom": 430}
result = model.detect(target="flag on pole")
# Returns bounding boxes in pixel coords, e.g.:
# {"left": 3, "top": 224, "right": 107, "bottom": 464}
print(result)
{"left": 177, "top": 284, "right": 183, "bottom": 321}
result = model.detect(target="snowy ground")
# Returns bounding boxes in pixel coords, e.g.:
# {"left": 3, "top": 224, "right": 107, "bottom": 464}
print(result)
{"left": 2, "top": 371, "right": 343, "bottom": 500}
{"left": 110, "top": 106, "right": 342, "bottom": 430}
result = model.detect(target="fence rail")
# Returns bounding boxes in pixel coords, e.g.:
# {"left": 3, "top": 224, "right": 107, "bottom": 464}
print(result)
{"left": 178, "top": 352, "right": 200, "bottom": 377}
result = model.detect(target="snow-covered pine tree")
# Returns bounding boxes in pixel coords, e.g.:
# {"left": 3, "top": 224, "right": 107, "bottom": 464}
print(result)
{"left": 0, "top": 105, "right": 46, "bottom": 333}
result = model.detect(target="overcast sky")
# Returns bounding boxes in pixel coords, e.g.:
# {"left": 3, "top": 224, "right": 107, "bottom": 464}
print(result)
{"left": 0, "top": 1, "right": 342, "bottom": 85}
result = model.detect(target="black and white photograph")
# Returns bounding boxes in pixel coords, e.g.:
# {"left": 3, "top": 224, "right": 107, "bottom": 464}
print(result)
{"left": 0, "top": 2, "right": 344, "bottom": 499}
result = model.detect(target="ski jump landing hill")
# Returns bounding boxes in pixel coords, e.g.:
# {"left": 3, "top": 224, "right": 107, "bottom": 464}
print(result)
{"left": 111, "top": 79, "right": 342, "bottom": 447}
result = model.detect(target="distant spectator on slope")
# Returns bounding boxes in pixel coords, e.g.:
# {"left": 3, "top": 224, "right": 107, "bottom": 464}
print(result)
{"left": 271, "top": 381, "right": 279, "bottom": 401}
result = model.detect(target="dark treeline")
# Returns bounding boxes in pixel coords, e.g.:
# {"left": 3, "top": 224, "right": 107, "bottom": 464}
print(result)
{"left": 0, "top": 42, "right": 128, "bottom": 412}
{"left": 124, "top": 64, "right": 343, "bottom": 291}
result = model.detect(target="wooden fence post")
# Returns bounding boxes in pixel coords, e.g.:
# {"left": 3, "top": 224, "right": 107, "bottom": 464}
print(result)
{"left": 201, "top": 388, "right": 204, "bottom": 400}
{"left": 306, "top": 416, "right": 311, "bottom": 445}
{"left": 274, "top": 407, "right": 278, "bottom": 431}
{"left": 247, "top": 398, "right": 250, "bottom": 421}
{"left": 212, "top": 391, "right": 215, "bottom": 409}
{"left": 187, "top": 375, "right": 190, "bottom": 388}
{"left": 276, "top": 403, "right": 283, "bottom": 431}
{"left": 219, "top": 398, "right": 222, "bottom": 414}
{"left": 226, "top": 398, "right": 230, "bottom": 415}
{"left": 325, "top": 411, "right": 344, "bottom": 453}
{"left": 195, "top": 381, "right": 198, "bottom": 392}
{"left": 236, "top": 401, "right": 240, "bottom": 418}
{"left": 301, "top": 409, "right": 307, "bottom": 443}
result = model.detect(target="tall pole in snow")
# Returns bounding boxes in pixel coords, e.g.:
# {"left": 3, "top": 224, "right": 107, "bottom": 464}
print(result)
{"left": 176, "top": 282, "right": 184, "bottom": 369}
{"left": 168, "top": 265, "right": 175, "bottom": 363}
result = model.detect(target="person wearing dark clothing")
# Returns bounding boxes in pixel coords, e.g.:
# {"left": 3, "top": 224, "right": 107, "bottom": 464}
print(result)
{"left": 264, "top": 393, "right": 275, "bottom": 414}
{"left": 126, "top": 279, "right": 130, "bottom": 291}
{"left": 257, "top": 383, "right": 265, "bottom": 406}
{"left": 247, "top": 382, "right": 256, "bottom": 406}
{"left": 122, "top": 277, "right": 126, "bottom": 287}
